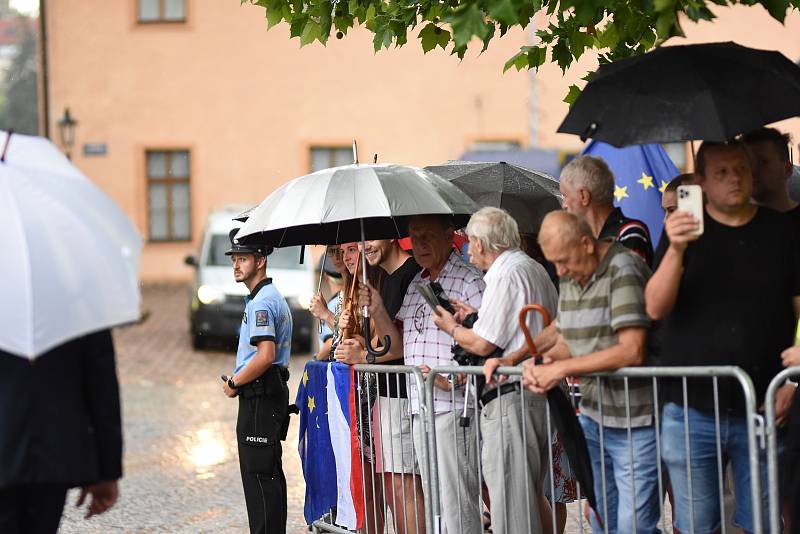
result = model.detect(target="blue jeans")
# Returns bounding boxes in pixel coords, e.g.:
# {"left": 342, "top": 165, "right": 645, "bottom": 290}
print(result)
{"left": 579, "top": 414, "right": 661, "bottom": 534}
{"left": 661, "top": 402, "right": 769, "bottom": 534}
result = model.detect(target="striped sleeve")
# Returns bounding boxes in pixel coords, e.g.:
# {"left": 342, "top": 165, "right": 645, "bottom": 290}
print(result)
{"left": 608, "top": 253, "right": 650, "bottom": 332}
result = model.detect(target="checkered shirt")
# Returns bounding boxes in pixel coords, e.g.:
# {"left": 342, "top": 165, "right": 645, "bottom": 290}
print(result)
{"left": 395, "top": 251, "right": 485, "bottom": 414}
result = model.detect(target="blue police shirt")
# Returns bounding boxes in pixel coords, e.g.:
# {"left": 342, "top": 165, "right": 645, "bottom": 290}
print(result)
{"left": 234, "top": 278, "right": 292, "bottom": 374}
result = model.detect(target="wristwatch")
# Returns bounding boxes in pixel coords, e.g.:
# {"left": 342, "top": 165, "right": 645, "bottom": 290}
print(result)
{"left": 227, "top": 377, "right": 237, "bottom": 389}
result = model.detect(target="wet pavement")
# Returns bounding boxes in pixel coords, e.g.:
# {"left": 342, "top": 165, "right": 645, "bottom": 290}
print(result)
{"left": 59, "top": 284, "right": 310, "bottom": 533}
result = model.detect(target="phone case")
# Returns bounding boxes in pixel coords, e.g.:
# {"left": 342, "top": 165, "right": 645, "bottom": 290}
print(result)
{"left": 677, "top": 185, "right": 704, "bottom": 236}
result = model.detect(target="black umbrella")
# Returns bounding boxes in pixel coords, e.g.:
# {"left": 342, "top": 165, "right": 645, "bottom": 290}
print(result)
{"left": 518, "top": 304, "right": 600, "bottom": 522}
{"left": 425, "top": 161, "right": 562, "bottom": 235}
{"left": 558, "top": 41, "right": 800, "bottom": 147}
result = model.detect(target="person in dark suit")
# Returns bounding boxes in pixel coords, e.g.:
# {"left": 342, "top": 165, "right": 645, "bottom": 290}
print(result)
{"left": 0, "top": 328, "right": 123, "bottom": 534}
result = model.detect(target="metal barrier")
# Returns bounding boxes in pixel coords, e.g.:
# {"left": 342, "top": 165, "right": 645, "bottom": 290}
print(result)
{"left": 764, "top": 366, "right": 800, "bottom": 534}
{"left": 424, "top": 365, "right": 764, "bottom": 534}
{"left": 307, "top": 363, "right": 770, "bottom": 533}
{"left": 312, "top": 364, "right": 432, "bottom": 534}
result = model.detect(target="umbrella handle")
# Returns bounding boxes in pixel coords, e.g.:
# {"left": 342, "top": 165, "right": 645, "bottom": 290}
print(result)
{"left": 518, "top": 304, "right": 551, "bottom": 363}
{"left": 363, "top": 320, "right": 391, "bottom": 357}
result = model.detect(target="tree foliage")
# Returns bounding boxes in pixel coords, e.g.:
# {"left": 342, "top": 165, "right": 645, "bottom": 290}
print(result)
{"left": 245, "top": 0, "right": 800, "bottom": 101}
{"left": 0, "top": 17, "right": 39, "bottom": 135}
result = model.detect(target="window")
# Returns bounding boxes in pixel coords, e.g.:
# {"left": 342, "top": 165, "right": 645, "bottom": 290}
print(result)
{"left": 310, "top": 146, "right": 353, "bottom": 172}
{"left": 468, "top": 140, "right": 521, "bottom": 152}
{"left": 138, "top": 0, "right": 186, "bottom": 23}
{"left": 146, "top": 149, "right": 191, "bottom": 241}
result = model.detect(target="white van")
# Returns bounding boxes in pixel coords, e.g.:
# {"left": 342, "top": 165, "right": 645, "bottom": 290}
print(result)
{"left": 185, "top": 205, "right": 316, "bottom": 352}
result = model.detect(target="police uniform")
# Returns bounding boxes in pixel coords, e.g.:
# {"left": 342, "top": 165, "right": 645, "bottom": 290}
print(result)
{"left": 226, "top": 237, "right": 293, "bottom": 534}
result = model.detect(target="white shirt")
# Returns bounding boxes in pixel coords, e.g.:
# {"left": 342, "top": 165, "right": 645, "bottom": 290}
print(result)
{"left": 473, "top": 249, "right": 558, "bottom": 361}
{"left": 395, "top": 251, "right": 485, "bottom": 414}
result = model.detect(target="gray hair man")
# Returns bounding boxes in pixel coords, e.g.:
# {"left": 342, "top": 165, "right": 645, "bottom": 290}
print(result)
{"left": 524, "top": 211, "right": 659, "bottom": 534}
{"left": 432, "top": 207, "right": 558, "bottom": 534}
{"left": 560, "top": 155, "right": 654, "bottom": 266}
{"left": 359, "top": 215, "right": 485, "bottom": 534}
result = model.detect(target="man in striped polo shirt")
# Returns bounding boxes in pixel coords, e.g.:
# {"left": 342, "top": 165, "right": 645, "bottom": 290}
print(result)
{"left": 523, "top": 211, "right": 659, "bottom": 534}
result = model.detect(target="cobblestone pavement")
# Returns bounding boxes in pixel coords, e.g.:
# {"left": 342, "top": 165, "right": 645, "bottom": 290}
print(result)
{"left": 59, "top": 284, "right": 311, "bottom": 533}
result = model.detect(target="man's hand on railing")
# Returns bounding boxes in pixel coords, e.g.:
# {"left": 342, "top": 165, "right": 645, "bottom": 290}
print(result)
{"left": 782, "top": 346, "right": 800, "bottom": 367}
{"left": 521, "top": 356, "right": 563, "bottom": 395}
{"left": 419, "top": 364, "right": 462, "bottom": 391}
{"left": 483, "top": 357, "right": 513, "bottom": 385}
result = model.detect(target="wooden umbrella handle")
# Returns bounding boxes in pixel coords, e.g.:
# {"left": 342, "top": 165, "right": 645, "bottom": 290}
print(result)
{"left": 518, "top": 304, "right": 552, "bottom": 359}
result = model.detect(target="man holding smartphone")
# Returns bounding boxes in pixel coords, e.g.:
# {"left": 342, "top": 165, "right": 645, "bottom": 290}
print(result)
{"left": 223, "top": 230, "right": 293, "bottom": 534}
{"left": 646, "top": 140, "right": 800, "bottom": 534}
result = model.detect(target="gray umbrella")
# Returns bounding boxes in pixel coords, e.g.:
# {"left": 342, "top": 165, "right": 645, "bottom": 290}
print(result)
{"left": 424, "top": 161, "right": 562, "bottom": 235}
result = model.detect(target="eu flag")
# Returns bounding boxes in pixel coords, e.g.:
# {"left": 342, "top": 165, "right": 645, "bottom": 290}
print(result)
{"left": 582, "top": 141, "right": 680, "bottom": 242}
{"left": 296, "top": 360, "right": 364, "bottom": 530}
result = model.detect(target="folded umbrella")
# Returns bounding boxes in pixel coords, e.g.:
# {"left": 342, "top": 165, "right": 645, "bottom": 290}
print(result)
{"left": 425, "top": 160, "right": 562, "bottom": 235}
{"left": 518, "top": 304, "right": 600, "bottom": 519}
{"left": 0, "top": 131, "right": 142, "bottom": 359}
{"left": 558, "top": 41, "right": 800, "bottom": 147}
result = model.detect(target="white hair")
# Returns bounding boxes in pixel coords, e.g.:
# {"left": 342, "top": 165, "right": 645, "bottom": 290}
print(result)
{"left": 466, "top": 207, "right": 520, "bottom": 253}
{"left": 560, "top": 155, "right": 615, "bottom": 206}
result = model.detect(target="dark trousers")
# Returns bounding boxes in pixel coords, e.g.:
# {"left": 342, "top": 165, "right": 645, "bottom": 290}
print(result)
{"left": 0, "top": 484, "right": 68, "bottom": 534}
{"left": 237, "top": 374, "right": 290, "bottom": 534}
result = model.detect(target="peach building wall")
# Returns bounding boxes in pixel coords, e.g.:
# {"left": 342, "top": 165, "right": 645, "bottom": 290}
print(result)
{"left": 45, "top": 1, "right": 800, "bottom": 281}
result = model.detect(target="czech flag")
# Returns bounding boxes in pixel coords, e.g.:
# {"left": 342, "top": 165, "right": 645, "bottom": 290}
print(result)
{"left": 296, "top": 360, "right": 364, "bottom": 530}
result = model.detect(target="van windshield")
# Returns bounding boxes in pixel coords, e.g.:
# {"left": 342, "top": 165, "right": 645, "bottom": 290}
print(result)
{"left": 206, "top": 235, "right": 306, "bottom": 270}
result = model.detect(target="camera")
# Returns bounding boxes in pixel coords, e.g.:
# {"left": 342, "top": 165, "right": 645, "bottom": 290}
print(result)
{"left": 679, "top": 189, "right": 688, "bottom": 199}
{"left": 451, "top": 312, "right": 502, "bottom": 366}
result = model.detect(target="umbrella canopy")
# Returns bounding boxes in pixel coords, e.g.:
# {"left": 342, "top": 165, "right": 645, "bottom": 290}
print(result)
{"left": 558, "top": 42, "right": 800, "bottom": 147}
{"left": 425, "top": 160, "right": 562, "bottom": 235}
{"left": 0, "top": 132, "right": 142, "bottom": 359}
{"left": 235, "top": 163, "right": 478, "bottom": 247}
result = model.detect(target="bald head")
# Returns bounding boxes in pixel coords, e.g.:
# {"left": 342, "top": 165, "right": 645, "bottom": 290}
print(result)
{"left": 538, "top": 211, "right": 600, "bottom": 285}
{"left": 538, "top": 211, "right": 596, "bottom": 248}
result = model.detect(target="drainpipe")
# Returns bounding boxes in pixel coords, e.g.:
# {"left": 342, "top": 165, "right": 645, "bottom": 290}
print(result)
{"left": 37, "top": 0, "right": 49, "bottom": 138}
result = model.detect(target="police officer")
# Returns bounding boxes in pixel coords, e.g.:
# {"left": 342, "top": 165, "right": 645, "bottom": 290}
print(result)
{"left": 222, "top": 230, "right": 292, "bottom": 534}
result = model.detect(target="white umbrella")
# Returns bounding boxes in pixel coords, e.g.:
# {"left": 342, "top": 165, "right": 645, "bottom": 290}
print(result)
{"left": 235, "top": 163, "right": 477, "bottom": 247}
{"left": 0, "top": 131, "right": 142, "bottom": 359}
{"left": 235, "top": 161, "right": 478, "bottom": 357}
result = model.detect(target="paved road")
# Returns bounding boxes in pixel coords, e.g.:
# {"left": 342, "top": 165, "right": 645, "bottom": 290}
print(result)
{"left": 59, "top": 284, "right": 311, "bottom": 533}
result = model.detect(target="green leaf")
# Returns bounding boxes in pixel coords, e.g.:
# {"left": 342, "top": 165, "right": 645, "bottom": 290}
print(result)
{"left": 419, "top": 23, "right": 441, "bottom": 53}
{"left": 568, "top": 31, "right": 594, "bottom": 60}
{"left": 653, "top": 0, "right": 676, "bottom": 12}
{"left": 503, "top": 50, "right": 529, "bottom": 72}
{"left": 300, "top": 19, "right": 321, "bottom": 45}
{"left": 763, "top": 0, "right": 790, "bottom": 22}
{"left": 655, "top": 10, "right": 676, "bottom": 39}
{"left": 552, "top": 39, "right": 572, "bottom": 72}
{"left": 481, "top": 23, "right": 496, "bottom": 53}
{"left": 289, "top": 13, "right": 308, "bottom": 38}
{"left": 597, "top": 22, "right": 619, "bottom": 49}
{"left": 564, "top": 84, "right": 582, "bottom": 106}
{"left": 488, "top": 0, "right": 519, "bottom": 26}
{"left": 449, "top": 4, "right": 491, "bottom": 48}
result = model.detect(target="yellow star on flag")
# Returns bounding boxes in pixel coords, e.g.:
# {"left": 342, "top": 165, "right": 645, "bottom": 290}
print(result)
{"left": 614, "top": 185, "right": 629, "bottom": 202}
{"left": 658, "top": 180, "right": 669, "bottom": 194}
{"left": 302, "top": 370, "right": 309, "bottom": 387}
{"left": 307, "top": 396, "right": 316, "bottom": 413}
{"left": 637, "top": 172, "right": 654, "bottom": 191}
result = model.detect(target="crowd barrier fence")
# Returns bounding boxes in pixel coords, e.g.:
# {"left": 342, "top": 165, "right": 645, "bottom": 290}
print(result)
{"left": 312, "top": 363, "right": 783, "bottom": 534}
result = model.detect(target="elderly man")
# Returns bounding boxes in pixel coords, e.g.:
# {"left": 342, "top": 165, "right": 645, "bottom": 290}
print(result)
{"left": 524, "top": 211, "right": 659, "bottom": 534}
{"left": 430, "top": 207, "right": 558, "bottom": 534}
{"left": 647, "top": 140, "right": 800, "bottom": 534}
{"left": 360, "top": 215, "right": 485, "bottom": 534}
{"left": 560, "top": 155, "right": 654, "bottom": 266}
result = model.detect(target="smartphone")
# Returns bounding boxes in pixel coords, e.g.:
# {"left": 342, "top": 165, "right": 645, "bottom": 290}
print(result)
{"left": 677, "top": 185, "right": 704, "bottom": 236}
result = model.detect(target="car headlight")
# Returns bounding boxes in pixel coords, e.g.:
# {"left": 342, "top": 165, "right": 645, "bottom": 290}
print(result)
{"left": 296, "top": 290, "right": 314, "bottom": 310}
{"left": 197, "top": 285, "right": 225, "bottom": 305}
